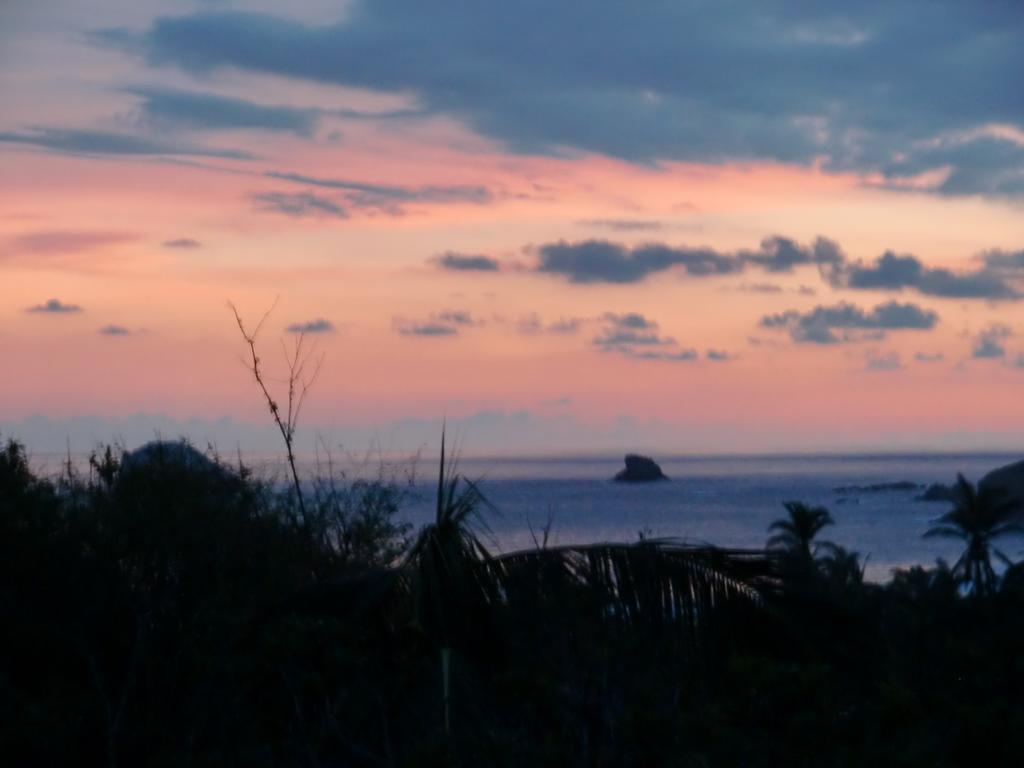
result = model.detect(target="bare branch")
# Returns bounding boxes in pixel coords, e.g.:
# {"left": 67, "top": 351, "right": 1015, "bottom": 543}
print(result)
{"left": 229, "top": 300, "right": 323, "bottom": 524}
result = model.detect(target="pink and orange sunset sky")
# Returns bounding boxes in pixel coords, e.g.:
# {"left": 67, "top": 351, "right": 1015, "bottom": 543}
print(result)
{"left": 2, "top": 1, "right": 1024, "bottom": 454}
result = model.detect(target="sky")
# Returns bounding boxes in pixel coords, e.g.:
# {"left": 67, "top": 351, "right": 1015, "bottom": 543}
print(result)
{"left": 2, "top": 0, "right": 1024, "bottom": 456}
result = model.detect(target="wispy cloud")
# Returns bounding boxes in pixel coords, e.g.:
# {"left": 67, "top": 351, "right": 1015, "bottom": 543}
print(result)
{"left": 394, "top": 310, "right": 480, "bottom": 337}
{"left": 516, "top": 313, "right": 582, "bottom": 335}
{"left": 163, "top": 237, "right": 201, "bottom": 249}
{"left": 264, "top": 171, "right": 492, "bottom": 215}
{"left": 0, "top": 127, "right": 254, "bottom": 159}
{"left": 623, "top": 348, "right": 699, "bottom": 362}
{"left": 125, "top": 86, "right": 322, "bottom": 136}
{"left": 252, "top": 191, "right": 348, "bottom": 219}
{"left": 436, "top": 310, "right": 481, "bottom": 326}
{"left": 865, "top": 350, "right": 902, "bottom": 371}
{"left": 26, "top": 298, "right": 83, "bottom": 314}
{"left": 434, "top": 252, "right": 501, "bottom": 271}
{"left": 395, "top": 321, "right": 459, "bottom": 337}
{"left": 286, "top": 318, "right": 335, "bottom": 334}
{"left": 577, "top": 218, "right": 666, "bottom": 232}
{"left": 99, "top": 324, "right": 132, "bottom": 336}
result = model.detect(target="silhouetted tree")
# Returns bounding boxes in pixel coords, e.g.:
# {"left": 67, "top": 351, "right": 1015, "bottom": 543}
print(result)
{"left": 816, "top": 542, "right": 866, "bottom": 592}
{"left": 924, "top": 474, "right": 1021, "bottom": 596}
{"left": 767, "top": 501, "right": 834, "bottom": 574}
{"left": 404, "top": 429, "right": 498, "bottom": 733}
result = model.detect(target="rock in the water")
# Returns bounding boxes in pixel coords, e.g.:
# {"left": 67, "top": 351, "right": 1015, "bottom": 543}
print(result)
{"left": 916, "top": 482, "right": 957, "bottom": 502}
{"left": 613, "top": 454, "right": 668, "bottom": 482}
{"left": 834, "top": 481, "right": 922, "bottom": 494}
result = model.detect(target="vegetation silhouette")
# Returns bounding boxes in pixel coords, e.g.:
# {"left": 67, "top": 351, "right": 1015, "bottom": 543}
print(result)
{"left": 923, "top": 473, "right": 1022, "bottom": 596}
{"left": 6, "top": 435, "right": 1024, "bottom": 764}
{"left": 767, "top": 501, "right": 835, "bottom": 587}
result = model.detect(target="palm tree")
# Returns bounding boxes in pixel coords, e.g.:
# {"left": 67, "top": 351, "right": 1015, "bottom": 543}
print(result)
{"left": 405, "top": 429, "right": 498, "bottom": 638}
{"left": 924, "top": 473, "right": 1021, "bottom": 596}
{"left": 404, "top": 429, "right": 498, "bottom": 734}
{"left": 815, "top": 542, "right": 866, "bottom": 590}
{"left": 767, "top": 501, "right": 834, "bottom": 567}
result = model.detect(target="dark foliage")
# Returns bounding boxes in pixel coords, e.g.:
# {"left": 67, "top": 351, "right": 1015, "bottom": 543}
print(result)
{"left": 3, "top": 436, "right": 1024, "bottom": 767}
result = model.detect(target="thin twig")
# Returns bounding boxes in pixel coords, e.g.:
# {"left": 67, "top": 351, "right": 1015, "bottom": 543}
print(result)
{"left": 229, "top": 300, "right": 323, "bottom": 523}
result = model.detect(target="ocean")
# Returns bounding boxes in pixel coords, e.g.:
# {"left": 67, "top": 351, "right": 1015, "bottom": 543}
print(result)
{"left": 389, "top": 452, "right": 1024, "bottom": 582}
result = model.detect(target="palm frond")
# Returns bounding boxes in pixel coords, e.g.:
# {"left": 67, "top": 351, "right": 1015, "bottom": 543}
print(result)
{"left": 495, "top": 541, "right": 778, "bottom": 641}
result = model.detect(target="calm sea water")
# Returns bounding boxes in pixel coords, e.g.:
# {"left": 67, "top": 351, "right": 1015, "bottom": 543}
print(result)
{"left": 33, "top": 450, "right": 1024, "bottom": 582}
{"left": 389, "top": 453, "right": 1024, "bottom": 582}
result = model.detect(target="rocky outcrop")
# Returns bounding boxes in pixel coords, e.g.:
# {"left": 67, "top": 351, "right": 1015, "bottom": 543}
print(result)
{"left": 916, "top": 482, "right": 957, "bottom": 502}
{"left": 834, "top": 481, "right": 921, "bottom": 494}
{"left": 980, "top": 458, "right": 1024, "bottom": 512}
{"left": 121, "top": 440, "right": 223, "bottom": 475}
{"left": 613, "top": 454, "right": 668, "bottom": 482}
{"left": 915, "top": 459, "right": 1024, "bottom": 509}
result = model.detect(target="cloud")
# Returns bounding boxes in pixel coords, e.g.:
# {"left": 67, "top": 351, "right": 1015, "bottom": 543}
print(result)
{"left": 25, "top": 298, "right": 82, "bottom": 314}
{"left": 877, "top": 135, "right": 1024, "bottom": 198}
{"left": 972, "top": 324, "right": 1012, "bottom": 359}
{"left": 534, "top": 235, "right": 840, "bottom": 284}
{"left": 915, "top": 352, "right": 945, "bottom": 363}
{"left": 264, "top": 171, "right": 492, "bottom": 214}
{"left": 436, "top": 310, "right": 480, "bottom": 326}
{"left": 163, "top": 237, "right": 201, "bottom": 249}
{"left": 865, "top": 350, "right": 902, "bottom": 371}
{"left": 761, "top": 301, "right": 939, "bottom": 344}
{"left": 625, "top": 348, "right": 699, "bottom": 362}
{"left": 107, "top": 4, "right": 1023, "bottom": 197}
{"left": 536, "top": 240, "right": 739, "bottom": 284}
{"left": 515, "top": 313, "right": 581, "bottom": 335}
{"left": 394, "top": 309, "right": 479, "bottom": 336}
{"left": 601, "top": 312, "right": 657, "bottom": 331}
{"left": 0, "top": 127, "right": 253, "bottom": 159}
{"left": 548, "top": 317, "right": 582, "bottom": 334}
{"left": 286, "top": 318, "right": 335, "bottom": 334}
{"left": 706, "top": 349, "right": 731, "bottom": 361}
{"left": 577, "top": 219, "right": 666, "bottom": 232}
{"left": 593, "top": 312, "right": 697, "bottom": 361}
{"left": 126, "top": 86, "right": 321, "bottom": 136}
{"left": 982, "top": 249, "right": 1024, "bottom": 272}
{"left": 435, "top": 252, "right": 501, "bottom": 271}
{"left": 743, "top": 236, "right": 844, "bottom": 273}
{"left": 834, "top": 250, "right": 1020, "bottom": 300}
{"left": 99, "top": 324, "right": 132, "bottom": 336}
{"left": 252, "top": 191, "right": 348, "bottom": 218}
{"left": 594, "top": 312, "right": 671, "bottom": 348}
{"left": 395, "top": 321, "right": 459, "bottom": 337}
{"left": 737, "top": 283, "right": 784, "bottom": 294}
{"left": 442, "top": 232, "right": 1020, "bottom": 307}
